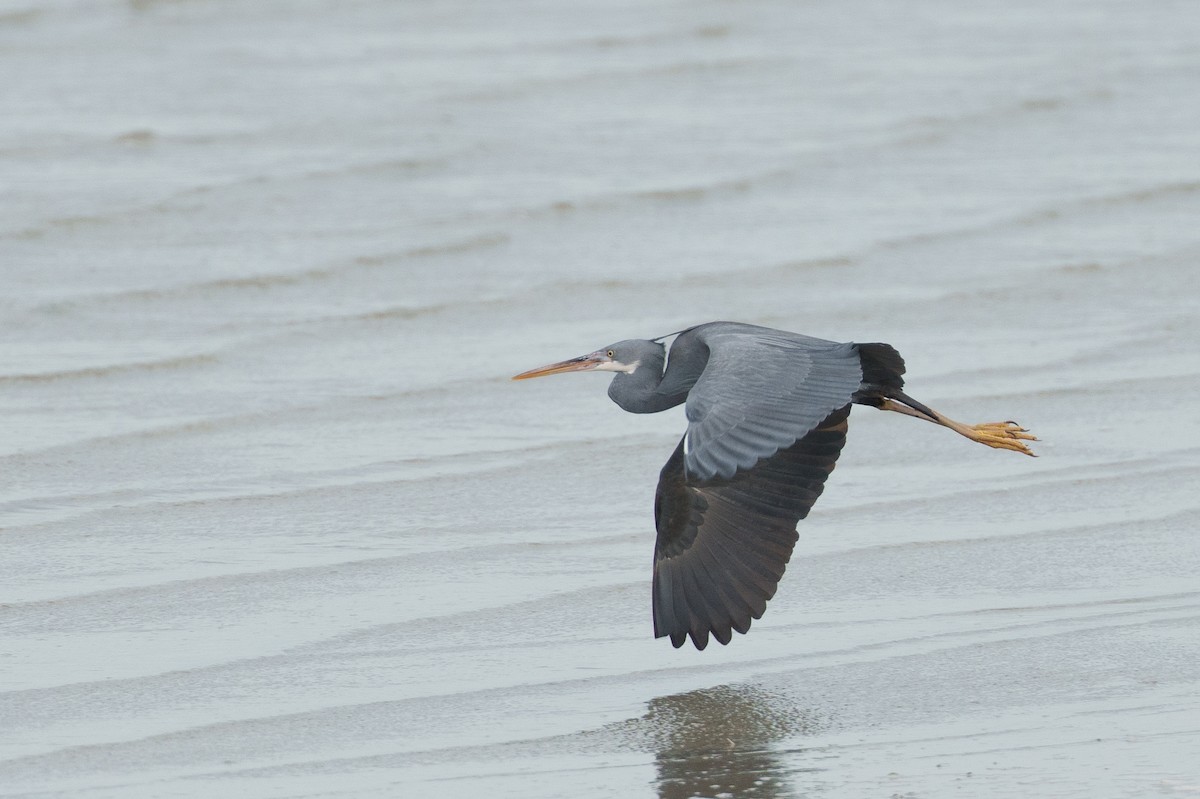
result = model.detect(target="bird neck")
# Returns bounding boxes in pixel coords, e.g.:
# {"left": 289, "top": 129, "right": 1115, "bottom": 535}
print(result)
{"left": 607, "top": 354, "right": 685, "bottom": 414}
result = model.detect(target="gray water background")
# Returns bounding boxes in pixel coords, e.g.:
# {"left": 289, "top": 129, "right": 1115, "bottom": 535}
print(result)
{"left": 3, "top": 1, "right": 1200, "bottom": 796}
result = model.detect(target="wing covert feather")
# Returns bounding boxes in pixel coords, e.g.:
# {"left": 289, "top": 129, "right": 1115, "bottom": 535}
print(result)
{"left": 678, "top": 324, "right": 862, "bottom": 481}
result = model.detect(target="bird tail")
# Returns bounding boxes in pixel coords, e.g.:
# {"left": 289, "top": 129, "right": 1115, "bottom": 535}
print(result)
{"left": 856, "top": 342, "right": 906, "bottom": 393}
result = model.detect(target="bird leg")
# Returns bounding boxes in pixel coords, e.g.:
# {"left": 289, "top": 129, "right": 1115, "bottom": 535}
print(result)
{"left": 877, "top": 391, "right": 1037, "bottom": 456}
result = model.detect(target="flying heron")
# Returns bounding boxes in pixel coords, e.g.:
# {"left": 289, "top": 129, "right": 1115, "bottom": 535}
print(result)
{"left": 513, "top": 321, "right": 1036, "bottom": 650}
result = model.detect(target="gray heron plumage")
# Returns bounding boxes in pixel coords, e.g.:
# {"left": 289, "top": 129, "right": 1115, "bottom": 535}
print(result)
{"left": 513, "top": 321, "right": 1035, "bottom": 649}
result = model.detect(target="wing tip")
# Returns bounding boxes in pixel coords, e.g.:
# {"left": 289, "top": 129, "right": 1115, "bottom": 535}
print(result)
{"left": 657, "top": 617, "right": 750, "bottom": 650}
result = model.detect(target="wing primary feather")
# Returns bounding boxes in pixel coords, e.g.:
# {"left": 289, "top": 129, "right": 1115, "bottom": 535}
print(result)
{"left": 670, "top": 563, "right": 695, "bottom": 649}
{"left": 676, "top": 551, "right": 727, "bottom": 649}
{"left": 681, "top": 537, "right": 744, "bottom": 643}
{"left": 687, "top": 538, "right": 747, "bottom": 645}
{"left": 652, "top": 566, "right": 675, "bottom": 640}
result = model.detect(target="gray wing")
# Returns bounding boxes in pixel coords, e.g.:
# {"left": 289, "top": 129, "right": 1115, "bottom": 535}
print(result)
{"left": 680, "top": 324, "right": 863, "bottom": 481}
{"left": 653, "top": 405, "right": 851, "bottom": 649}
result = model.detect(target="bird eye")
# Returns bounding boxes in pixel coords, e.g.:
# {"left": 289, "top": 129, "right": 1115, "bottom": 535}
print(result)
{"left": 606, "top": 350, "right": 615, "bottom": 358}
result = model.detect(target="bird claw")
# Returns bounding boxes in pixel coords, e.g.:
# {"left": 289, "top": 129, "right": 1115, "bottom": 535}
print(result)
{"left": 969, "top": 421, "right": 1038, "bottom": 456}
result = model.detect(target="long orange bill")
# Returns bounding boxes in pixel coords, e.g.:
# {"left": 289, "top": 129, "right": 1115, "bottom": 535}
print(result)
{"left": 512, "top": 353, "right": 605, "bottom": 380}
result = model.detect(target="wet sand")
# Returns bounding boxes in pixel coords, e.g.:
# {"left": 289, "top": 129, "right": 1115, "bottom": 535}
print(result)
{"left": 2, "top": 0, "right": 1200, "bottom": 797}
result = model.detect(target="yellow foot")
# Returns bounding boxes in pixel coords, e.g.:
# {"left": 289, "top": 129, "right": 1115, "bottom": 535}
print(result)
{"left": 965, "top": 421, "right": 1038, "bottom": 456}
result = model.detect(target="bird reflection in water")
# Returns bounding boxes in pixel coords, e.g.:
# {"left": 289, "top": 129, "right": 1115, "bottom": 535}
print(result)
{"left": 609, "top": 683, "right": 828, "bottom": 799}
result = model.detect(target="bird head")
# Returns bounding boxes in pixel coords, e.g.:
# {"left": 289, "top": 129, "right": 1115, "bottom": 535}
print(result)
{"left": 512, "top": 339, "right": 663, "bottom": 380}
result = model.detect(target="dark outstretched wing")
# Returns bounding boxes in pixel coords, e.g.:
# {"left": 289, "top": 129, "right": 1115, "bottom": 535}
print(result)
{"left": 678, "top": 324, "right": 864, "bottom": 481}
{"left": 652, "top": 405, "right": 851, "bottom": 649}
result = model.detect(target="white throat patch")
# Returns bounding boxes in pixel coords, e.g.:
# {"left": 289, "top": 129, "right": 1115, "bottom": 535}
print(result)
{"left": 597, "top": 359, "right": 641, "bottom": 374}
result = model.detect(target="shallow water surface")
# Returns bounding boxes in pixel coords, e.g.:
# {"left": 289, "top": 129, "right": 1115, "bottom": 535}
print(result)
{"left": 3, "top": 1, "right": 1200, "bottom": 797}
